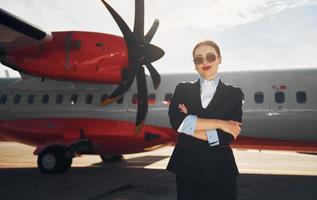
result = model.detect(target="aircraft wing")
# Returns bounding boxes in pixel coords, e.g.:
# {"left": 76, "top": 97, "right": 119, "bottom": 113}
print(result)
{"left": 0, "top": 8, "right": 52, "bottom": 52}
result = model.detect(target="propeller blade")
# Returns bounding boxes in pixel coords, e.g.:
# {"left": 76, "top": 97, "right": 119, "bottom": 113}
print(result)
{"left": 135, "top": 66, "right": 148, "bottom": 134}
{"left": 101, "top": 60, "right": 140, "bottom": 106}
{"left": 100, "top": 0, "right": 140, "bottom": 106}
{"left": 133, "top": 0, "right": 144, "bottom": 42}
{"left": 144, "top": 44, "right": 165, "bottom": 63}
{"left": 101, "top": 0, "right": 138, "bottom": 49}
{"left": 145, "top": 19, "right": 159, "bottom": 43}
{"left": 100, "top": 0, "right": 164, "bottom": 134}
{"left": 145, "top": 62, "right": 161, "bottom": 89}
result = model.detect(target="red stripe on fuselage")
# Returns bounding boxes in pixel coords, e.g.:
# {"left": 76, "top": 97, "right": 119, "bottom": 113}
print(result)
{"left": 0, "top": 118, "right": 177, "bottom": 155}
{"left": 1, "top": 119, "right": 316, "bottom": 154}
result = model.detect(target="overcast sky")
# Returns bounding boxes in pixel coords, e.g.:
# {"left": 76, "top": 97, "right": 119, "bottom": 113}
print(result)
{"left": 1, "top": 0, "right": 317, "bottom": 77}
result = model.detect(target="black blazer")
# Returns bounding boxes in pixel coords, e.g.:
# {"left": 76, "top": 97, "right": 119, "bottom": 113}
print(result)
{"left": 166, "top": 79, "right": 243, "bottom": 186}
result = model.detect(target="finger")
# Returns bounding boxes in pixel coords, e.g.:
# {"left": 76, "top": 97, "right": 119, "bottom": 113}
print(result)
{"left": 234, "top": 128, "right": 239, "bottom": 137}
{"left": 231, "top": 129, "right": 237, "bottom": 138}
{"left": 236, "top": 130, "right": 240, "bottom": 138}
{"left": 235, "top": 130, "right": 238, "bottom": 138}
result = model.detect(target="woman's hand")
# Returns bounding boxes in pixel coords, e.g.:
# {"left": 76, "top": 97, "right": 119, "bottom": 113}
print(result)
{"left": 219, "top": 120, "right": 242, "bottom": 139}
{"left": 178, "top": 104, "right": 188, "bottom": 114}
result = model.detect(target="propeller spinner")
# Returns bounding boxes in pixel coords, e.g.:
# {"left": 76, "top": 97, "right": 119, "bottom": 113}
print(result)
{"left": 100, "top": 0, "right": 164, "bottom": 134}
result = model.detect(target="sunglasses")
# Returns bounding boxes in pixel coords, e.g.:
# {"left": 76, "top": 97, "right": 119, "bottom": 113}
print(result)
{"left": 193, "top": 53, "right": 217, "bottom": 65}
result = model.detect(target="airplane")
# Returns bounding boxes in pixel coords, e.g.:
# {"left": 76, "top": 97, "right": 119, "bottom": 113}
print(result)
{"left": 1, "top": 0, "right": 317, "bottom": 174}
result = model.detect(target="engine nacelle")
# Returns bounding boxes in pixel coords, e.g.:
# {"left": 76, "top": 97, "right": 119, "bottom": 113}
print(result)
{"left": 4, "top": 31, "right": 129, "bottom": 84}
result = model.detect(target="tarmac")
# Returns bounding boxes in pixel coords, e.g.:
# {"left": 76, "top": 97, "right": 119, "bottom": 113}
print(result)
{"left": 0, "top": 142, "right": 317, "bottom": 200}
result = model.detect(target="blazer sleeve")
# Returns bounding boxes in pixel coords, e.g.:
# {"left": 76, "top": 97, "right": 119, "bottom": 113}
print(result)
{"left": 217, "top": 88, "right": 243, "bottom": 146}
{"left": 168, "top": 83, "right": 187, "bottom": 131}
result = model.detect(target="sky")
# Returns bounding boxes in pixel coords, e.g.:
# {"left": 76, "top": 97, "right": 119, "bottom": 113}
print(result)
{"left": 1, "top": 0, "right": 317, "bottom": 77}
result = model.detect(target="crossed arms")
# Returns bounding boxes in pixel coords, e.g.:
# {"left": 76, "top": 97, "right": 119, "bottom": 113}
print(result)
{"left": 168, "top": 83, "right": 243, "bottom": 146}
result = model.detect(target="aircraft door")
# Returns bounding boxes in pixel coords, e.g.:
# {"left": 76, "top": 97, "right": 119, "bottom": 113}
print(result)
{"left": 270, "top": 84, "right": 290, "bottom": 112}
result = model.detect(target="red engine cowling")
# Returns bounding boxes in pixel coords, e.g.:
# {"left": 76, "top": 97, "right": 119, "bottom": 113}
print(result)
{"left": 5, "top": 31, "right": 129, "bottom": 84}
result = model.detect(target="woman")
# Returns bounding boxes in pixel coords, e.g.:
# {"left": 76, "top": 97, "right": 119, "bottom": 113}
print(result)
{"left": 167, "top": 40, "right": 243, "bottom": 200}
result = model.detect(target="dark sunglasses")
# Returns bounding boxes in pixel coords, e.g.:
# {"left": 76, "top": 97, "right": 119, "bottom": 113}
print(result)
{"left": 193, "top": 53, "right": 217, "bottom": 65}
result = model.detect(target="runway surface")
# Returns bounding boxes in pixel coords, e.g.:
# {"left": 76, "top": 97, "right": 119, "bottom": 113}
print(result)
{"left": 0, "top": 142, "right": 317, "bottom": 200}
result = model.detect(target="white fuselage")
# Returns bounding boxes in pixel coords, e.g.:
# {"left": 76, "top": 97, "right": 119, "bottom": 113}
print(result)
{"left": 0, "top": 68, "right": 316, "bottom": 142}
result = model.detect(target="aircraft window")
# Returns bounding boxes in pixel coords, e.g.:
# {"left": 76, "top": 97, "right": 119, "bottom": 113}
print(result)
{"left": 254, "top": 92, "right": 264, "bottom": 104}
{"left": 116, "top": 96, "right": 124, "bottom": 104}
{"left": 70, "top": 94, "right": 78, "bottom": 105}
{"left": 163, "top": 93, "right": 173, "bottom": 105}
{"left": 0, "top": 94, "right": 7, "bottom": 104}
{"left": 86, "top": 94, "right": 93, "bottom": 104}
{"left": 296, "top": 91, "right": 307, "bottom": 104}
{"left": 148, "top": 93, "right": 156, "bottom": 105}
{"left": 13, "top": 94, "right": 21, "bottom": 104}
{"left": 56, "top": 94, "right": 63, "bottom": 104}
{"left": 42, "top": 94, "right": 49, "bottom": 104}
{"left": 132, "top": 93, "right": 138, "bottom": 104}
{"left": 275, "top": 92, "right": 285, "bottom": 104}
{"left": 27, "top": 94, "right": 35, "bottom": 104}
{"left": 100, "top": 94, "right": 108, "bottom": 103}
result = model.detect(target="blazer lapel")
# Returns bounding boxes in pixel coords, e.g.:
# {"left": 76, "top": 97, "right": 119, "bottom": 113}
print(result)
{"left": 210, "top": 80, "right": 228, "bottom": 110}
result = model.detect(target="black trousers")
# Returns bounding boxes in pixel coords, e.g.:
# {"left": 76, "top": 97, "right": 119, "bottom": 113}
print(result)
{"left": 176, "top": 175, "right": 237, "bottom": 200}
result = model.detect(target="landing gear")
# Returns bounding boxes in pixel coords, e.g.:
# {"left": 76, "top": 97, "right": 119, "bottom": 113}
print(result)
{"left": 37, "top": 146, "right": 72, "bottom": 174}
{"left": 100, "top": 154, "right": 123, "bottom": 162}
{"left": 37, "top": 139, "right": 91, "bottom": 174}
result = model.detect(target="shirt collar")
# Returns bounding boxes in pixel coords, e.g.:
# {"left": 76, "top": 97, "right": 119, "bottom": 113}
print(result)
{"left": 199, "top": 75, "right": 220, "bottom": 87}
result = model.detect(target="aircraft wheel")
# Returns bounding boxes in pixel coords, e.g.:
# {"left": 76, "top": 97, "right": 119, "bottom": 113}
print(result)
{"left": 100, "top": 154, "right": 123, "bottom": 162}
{"left": 37, "top": 146, "right": 72, "bottom": 174}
